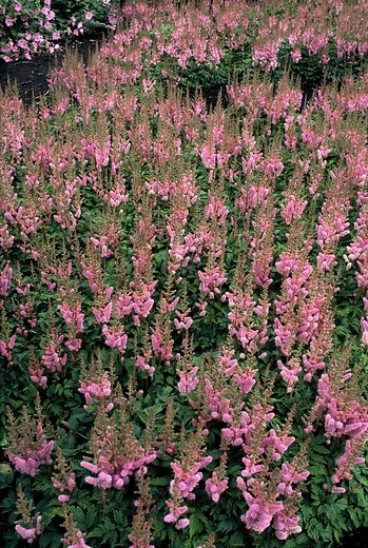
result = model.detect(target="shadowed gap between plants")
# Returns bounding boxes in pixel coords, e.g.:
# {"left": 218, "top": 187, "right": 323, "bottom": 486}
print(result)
{"left": 0, "top": 38, "right": 101, "bottom": 105}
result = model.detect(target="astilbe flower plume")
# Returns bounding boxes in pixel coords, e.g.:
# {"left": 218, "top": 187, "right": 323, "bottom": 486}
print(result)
{"left": 312, "top": 349, "right": 368, "bottom": 491}
{"left": 52, "top": 446, "right": 76, "bottom": 504}
{"left": 61, "top": 505, "right": 91, "bottom": 548}
{"left": 14, "top": 485, "right": 42, "bottom": 544}
{"left": 0, "top": 306, "right": 16, "bottom": 364}
{"left": 128, "top": 476, "right": 155, "bottom": 548}
{"left": 176, "top": 333, "right": 199, "bottom": 394}
{"left": 78, "top": 351, "right": 114, "bottom": 411}
{"left": 164, "top": 429, "right": 212, "bottom": 529}
{"left": 205, "top": 441, "right": 229, "bottom": 503}
{"left": 81, "top": 395, "right": 156, "bottom": 490}
{"left": 6, "top": 393, "right": 54, "bottom": 477}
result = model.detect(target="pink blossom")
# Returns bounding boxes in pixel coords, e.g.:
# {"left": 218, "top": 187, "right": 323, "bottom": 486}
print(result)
{"left": 7, "top": 424, "right": 54, "bottom": 476}
{"left": 235, "top": 370, "right": 256, "bottom": 393}
{"left": 175, "top": 518, "right": 190, "bottom": 529}
{"left": 0, "top": 262, "right": 12, "bottom": 296}
{"left": 64, "top": 530, "right": 92, "bottom": 548}
{"left": 164, "top": 504, "right": 188, "bottom": 524}
{"left": 135, "top": 353, "right": 154, "bottom": 377}
{"left": 15, "top": 515, "right": 42, "bottom": 544}
{"left": 177, "top": 367, "right": 199, "bottom": 393}
{"left": 273, "top": 511, "right": 302, "bottom": 540}
{"left": 198, "top": 266, "right": 227, "bottom": 298}
{"left": 58, "top": 494, "right": 70, "bottom": 503}
{"left": 102, "top": 325, "right": 128, "bottom": 353}
{"left": 205, "top": 472, "right": 229, "bottom": 502}
{"left": 241, "top": 502, "right": 273, "bottom": 533}
{"left": 78, "top": 371, "right": 112, "bottom": 408}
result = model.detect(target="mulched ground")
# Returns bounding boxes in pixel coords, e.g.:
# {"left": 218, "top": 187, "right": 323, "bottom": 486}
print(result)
{"left": 0, "top": 39, "right": 100, "bottom": 105}
{"left": 340, "top": 527, "right": 368, "bottom": 547}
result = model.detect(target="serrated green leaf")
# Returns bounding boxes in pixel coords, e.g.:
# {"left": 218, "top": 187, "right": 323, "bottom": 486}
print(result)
{"left": 150, "top": 476, "right": 171, "bottom": 486}
{"left": 189, "top": 513, "right": 202, "bottom": 538}
{"left": 312, "top": 444, "right": 330, "bottom": 455}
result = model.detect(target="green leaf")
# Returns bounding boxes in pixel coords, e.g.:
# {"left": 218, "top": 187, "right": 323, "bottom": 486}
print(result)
{"left": 189, "top": 513, "right": 202, "bottom": 538}
{"left": 309, "top": 465, "right": 327, "bottom": 479}
{"left": 150, "top": 476, "right": 171, "bottom": 486}
{"left": 39, "top": 532, "right": 62, "bottom": 548}
{"left": 312, "top": 444, "right": 330, "bottom": 455}
{"left": 295, "top": 533, "right": 309, "bottom": 545}
{"left": 70, "top": 506, "right": 85, "bottom": 527}
{"left": 229, "top": 531, "right": 246, "bottom": 546}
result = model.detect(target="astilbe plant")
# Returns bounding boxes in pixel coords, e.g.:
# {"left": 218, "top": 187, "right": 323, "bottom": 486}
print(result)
{"left": 312, "top": 348, "right": 368, "bottom": 493}
{"left": 128, "top": 475, "right": 155, "bottom": 548}
{"left": 13, "top": 484, "right": 43, "bottom": 545}
{"left": 61, "top": 506, "right": 92, "bottom": 548}
{"left": 6, "top": 393, "right": 54, "bottom": 477}
{"left": 1, "top": 2, "right": 368, "bottom": 546}
{"left": 164, "top": 427, "right": 213, "bottom": 529}
{"left": 81, "top": 392, "right": 157, "bottom": 490}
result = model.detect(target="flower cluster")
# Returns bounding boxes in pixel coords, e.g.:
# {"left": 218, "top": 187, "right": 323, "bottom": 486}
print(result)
{"left": 0, "top": 0, "right": 116, "bottom": 61}
{"left": 6, "top": 396, "right": 54, "bottom": 477}
{"left": 81, "top": 400, "right": 156, "bottom": 490}
{"left": 14, "top": 485, "right": 43, "bottom": 544}
{"left": 2, "top": 2, "right": 368, "bottom": 545}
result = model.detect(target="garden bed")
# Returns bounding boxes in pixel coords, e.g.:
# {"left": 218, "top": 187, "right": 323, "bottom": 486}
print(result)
{"left": 1, "top": 2, "right": 368, "bottom": 548}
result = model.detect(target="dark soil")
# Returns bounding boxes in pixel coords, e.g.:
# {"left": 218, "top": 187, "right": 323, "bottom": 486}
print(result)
{"left": 340, "top": 527, "right": 368, "bottom": 547}
{"left": 0, "top": 38, "right": 100, "bottom": 105}
{"left": 0, "top": 39, "right": 225, "bottom": 110}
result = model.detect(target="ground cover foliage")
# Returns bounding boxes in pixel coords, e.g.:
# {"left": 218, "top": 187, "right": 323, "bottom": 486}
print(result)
{"left": 1, "top": 1, "right": 368, "bottom": 547}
